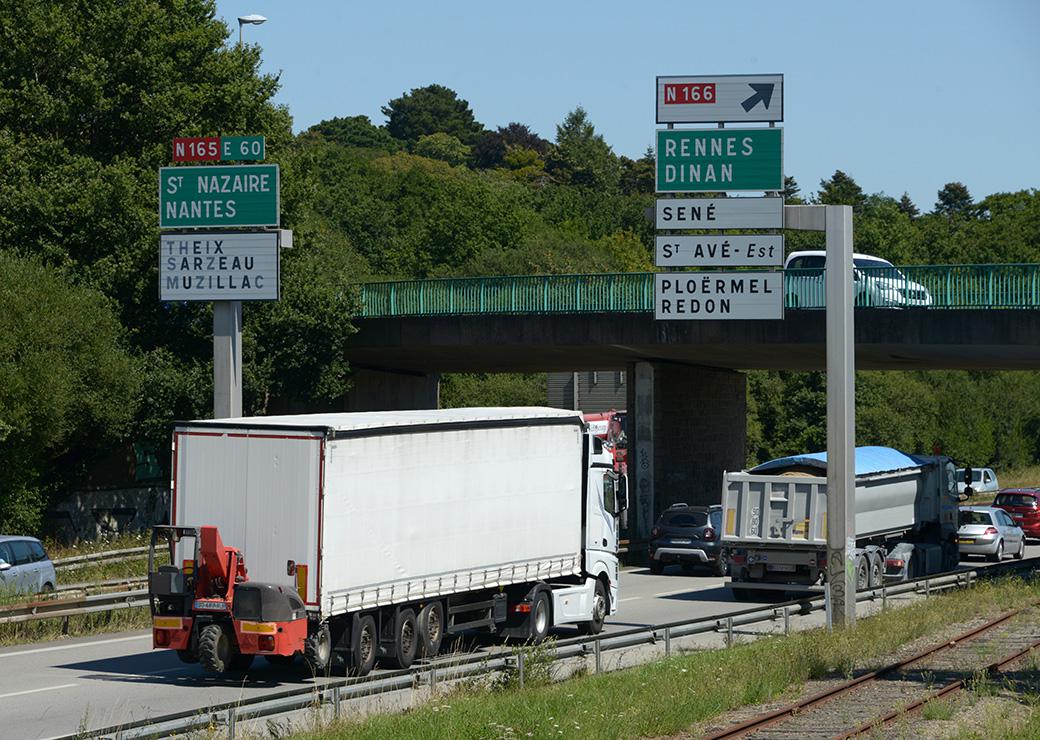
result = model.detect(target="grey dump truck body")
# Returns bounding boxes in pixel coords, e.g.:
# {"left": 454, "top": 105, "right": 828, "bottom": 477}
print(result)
{"left": 722, "top": 446, "right": 960, "bottom": 594}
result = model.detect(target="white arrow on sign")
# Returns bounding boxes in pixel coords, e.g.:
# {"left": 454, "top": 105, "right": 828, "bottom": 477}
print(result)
{"left": 656, "top": 74, "right": 783, "bottom": 124}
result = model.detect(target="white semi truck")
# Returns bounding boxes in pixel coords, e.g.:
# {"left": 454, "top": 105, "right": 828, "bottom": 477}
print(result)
{"left": 721, "top": 446, "right": 960, "bottom": 599}
{"left": 151, "top": 408, "right": 625, "bottom": 675}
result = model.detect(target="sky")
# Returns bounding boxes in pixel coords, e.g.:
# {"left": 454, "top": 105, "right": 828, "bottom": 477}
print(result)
{"left": 214, "top": 0, "right": 1039, "bottom": 210}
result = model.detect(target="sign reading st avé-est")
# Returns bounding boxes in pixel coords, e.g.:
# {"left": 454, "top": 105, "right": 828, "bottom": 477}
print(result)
{"left": 159, "top": 164, "right": 280, "bottom": 228}
{"left": 656, "top": 128, "right": 782, "bottom": 192}
{"left": 656, "top": 235, "right": 784, "bottom": 267}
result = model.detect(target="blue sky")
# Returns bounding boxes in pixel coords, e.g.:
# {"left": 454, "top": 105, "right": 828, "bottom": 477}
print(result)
{"left": 215, "top": 1, "right": 1038, "bottom": 210}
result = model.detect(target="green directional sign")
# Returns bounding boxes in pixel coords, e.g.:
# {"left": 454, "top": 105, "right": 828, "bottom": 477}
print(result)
{"left": 159, "top": 164, "right": 279, "bottom": 228}
{"left": 656, "top": 128, "right": 782, "bottom": 193}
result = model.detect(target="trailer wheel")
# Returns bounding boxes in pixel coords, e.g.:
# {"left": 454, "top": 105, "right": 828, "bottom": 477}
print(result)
{"left": 348, "top": 614, "right": 377, "bottom": 677}
{"left": 855, "top": 556, "right": 870, "bottom": 591}
{"left": 198, "top": 623, "right": 233, "bottom": 674}
{"left": 868, "top": 554, "right": 883, "bottom": 589}
{"left": 386, "top": 609, "right": 418, "bottom": 669}
{"left": 417, "top": 601, "right": 445, "bottom": 658}
{"left": 529, "top": 591, "right": 551, "bottom": 644}
{"left": 577, "top": 579, "right": 607, "bottom": 635}
{"left": 304, "top": 623, "right": 332, "bottom": 674}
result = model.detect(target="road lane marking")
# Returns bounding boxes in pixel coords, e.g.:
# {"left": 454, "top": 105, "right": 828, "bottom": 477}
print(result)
{"left": 0, "top": 683, "right": 78, "bottom": 700}
{"left": 619, "top": 596, "right": 642, "bottom": 602}
{"left": 0, "top": 633, "right": 150, "bottom": 659}
{"left": 653, "top": 588, "right": 696, "bottom": 597}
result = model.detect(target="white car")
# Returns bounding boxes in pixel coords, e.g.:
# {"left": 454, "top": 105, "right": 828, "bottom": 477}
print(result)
{"left": 956, "top": 467, "right": 999, "bottom": 497}
{"left": 0, "top": 536, "right": 57, "bottom": 595}
{"left": 784, "top": 251, "right": 933, "bottom": 308}
{"left": 957, "top": 506, "right": 1025, "bottom": 561}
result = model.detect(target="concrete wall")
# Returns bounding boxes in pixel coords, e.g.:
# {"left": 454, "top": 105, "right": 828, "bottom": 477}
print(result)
{"left": 45, "top": 485, "right": 170, "bottom": 543}
{"left": 547, "top": 370, "right": 627, "bottom": 411}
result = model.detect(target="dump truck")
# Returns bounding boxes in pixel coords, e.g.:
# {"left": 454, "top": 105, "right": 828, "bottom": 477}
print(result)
{"left": 721, "top": 446, "right": 960, "bottom": 599}
{"left": 148, "top": 408, "right": 626, "bottom": 676}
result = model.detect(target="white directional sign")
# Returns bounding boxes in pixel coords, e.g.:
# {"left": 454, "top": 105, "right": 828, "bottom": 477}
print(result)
{"left": 655, "top": 272, "right": 783, "bottom": 320}
{"left": 656, "top": 74, "right": 783, "bottom": 124}
{"left": 656, "top": 235, "right": 784, "bottom": 267}
{"left": 656, "top": 197, "right": 783, "bottom": 229}
{"left": 160, "top": 231, "right": 280, "bottom": 301}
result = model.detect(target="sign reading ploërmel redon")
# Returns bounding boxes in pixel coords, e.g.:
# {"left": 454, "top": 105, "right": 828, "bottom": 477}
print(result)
{"left": 159, "top": 164, "right": 279, "bottom": 228}
{"left": 160, "top": 232, "right": 279, "bottom": 301}
{"left": 655, "top": 272, "right": 782, "bottom": 320}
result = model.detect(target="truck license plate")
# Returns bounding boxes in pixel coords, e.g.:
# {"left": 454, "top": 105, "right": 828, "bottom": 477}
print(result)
{"left": 767, "top": 564, "right": 796, "bottom": 572}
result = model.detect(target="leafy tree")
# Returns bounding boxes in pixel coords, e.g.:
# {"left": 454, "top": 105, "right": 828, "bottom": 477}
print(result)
{"left": 934, "top": 182, "right": 974, "bottom": 218}
{"left": 472, "top": 123, "right": 549, "bottom": 169}
{"left": 897, "top": 192, "right": 919, "bottom": 218}
{"left": 781, "top": 175, "right": 802, "bottom": 202}
{"left": 303, "top": 115, "right": 399, "bottom": 152}
{"left": 620, "top": 148, "right": 655, "bottom": 196}
{"left": 501, "top": 145, "right": 546, "bottom": 182}
{"left": 545, "top": 107, "right": 621, "bottom": 191}
{"left": 0, "top": 253, "right": 137, "bottom": 531}
{"left": 440, "top": 373, "right": 546, "bottom": 408}
{"left": 382, "top": 84, "right": 484, "bottom": 146}
{"left": 816, "top": 170, "right": 867, "bottom": 210}
{"left": 413, "top": 132, "right": 470, "bottom": 166}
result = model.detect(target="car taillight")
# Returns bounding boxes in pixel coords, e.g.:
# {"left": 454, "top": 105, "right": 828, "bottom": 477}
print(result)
{"left": 703, "top": 528, "right": 715, "bottom": 540}
{"left": 651, "top": 527, "right": 660, "bottom": 538}
{"left": 984, "top": 527, "right": 998, "bottom": 535}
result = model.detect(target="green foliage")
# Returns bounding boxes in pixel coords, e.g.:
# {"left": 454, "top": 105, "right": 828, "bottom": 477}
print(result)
{"left": 413, "top": 132, "right": 470, "bottom": 166}
{"left": 816, "top": 169, "right": 867, "bottom": 210}
{"left": 303, "top": 115, "right": 399, "bottom": 152}
{"left": 0, "top": 254, "right": 137, "bottom": 531}
{"left": 472, "top": 123, "right": 548, "bottom": 170}
{"left": 546, "top": 107, "right": 621, "bottom": 191}
{"left": 382, "top": 84, "right": 484, "bottom": 146}
{"left": 934, "top": 181, "right": 974, "bottom": 217}
{"left": 440, "top": 374, "right": 546, "bottom": 408}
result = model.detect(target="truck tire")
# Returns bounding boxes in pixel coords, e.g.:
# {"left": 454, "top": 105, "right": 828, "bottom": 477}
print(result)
{"left": 385, "top": 609, "right": 418, "bottom": 669}
{"left": 989, "top": 540, "right": 1004, "bottom": 562}
{"left": 529, "top": 591, "right": 551, "bottom": 644}
{"left": 304, "top": 624, "right": 332, "bottom": 674}
{"left": 868, "top": 554, "right": 883, "bottom": 589}
{"left": 417, "top": 601, "right": 445, "bottom": 658}
{"left": 649, "top": 559, "right": 665, "bottom": 575}
{"left": 198, "top": 623, "right": 233, "bottom": 674}
{"left": 348, "top": 614, "right": 377, "bottom": 677}
{"left": 714, "top": 553, "right": 729, "bottom": 578}
{"left": 577, "top": 579, "right": 607, "bottom": 636}
{"left": 855, "top": 556, "right": 870, "bottom": 591}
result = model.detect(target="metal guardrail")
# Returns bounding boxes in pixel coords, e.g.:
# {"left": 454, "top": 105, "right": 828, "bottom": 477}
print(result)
{"left": 356, "top": 264, "right": 1040, "bottom": 317}
{"left": 53, "top": 576, "right": 148, "bottom": 596}
{"left": 53, "top": 546, "right": 149, "bottom": 570}
{"left": 74, "top": 556, "right": 1037, "bottom": 740}
{"left": 0, "top": 589, "right": 148, "bottom": 625}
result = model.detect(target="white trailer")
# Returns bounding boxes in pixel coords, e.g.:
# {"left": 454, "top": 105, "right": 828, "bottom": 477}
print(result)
{"left": 169, "top": 407, "right": 625, "bottom": 675}
{"left": 721, "top": 446, "right": 960, "bottom": 599}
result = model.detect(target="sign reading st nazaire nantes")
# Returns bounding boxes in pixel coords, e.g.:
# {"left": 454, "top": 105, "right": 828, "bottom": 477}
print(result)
{"left": 159, "top": 164, "right": 280, "bottom": 228}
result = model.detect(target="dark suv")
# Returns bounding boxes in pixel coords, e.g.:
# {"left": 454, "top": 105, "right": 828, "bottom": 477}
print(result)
{"left": 992, "top": 488, "right": 1040, "bottom": 538}
{"left": 648, "top": 504, "right": 727, "bottom": 576}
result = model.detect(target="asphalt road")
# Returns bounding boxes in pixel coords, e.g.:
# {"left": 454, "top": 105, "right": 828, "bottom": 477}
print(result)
{"left": 2, "top": 549, "right": 1036, "bottom": 739}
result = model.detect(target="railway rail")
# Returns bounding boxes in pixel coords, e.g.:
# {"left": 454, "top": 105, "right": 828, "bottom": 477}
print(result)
{"left": 705, "top": 603, "right": 1040, "bottom": 739}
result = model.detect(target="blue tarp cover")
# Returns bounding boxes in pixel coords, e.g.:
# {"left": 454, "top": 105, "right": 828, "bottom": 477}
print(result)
{"left": 750, "top": 446, "right": 926, "bottom": 476}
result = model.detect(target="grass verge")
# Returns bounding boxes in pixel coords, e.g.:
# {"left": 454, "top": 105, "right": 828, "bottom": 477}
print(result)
{"left": 298, "top": 577, "right": 1040, "bottom": 740}
{"left": 0, "top": 606, "right": 151, "bottom": 648}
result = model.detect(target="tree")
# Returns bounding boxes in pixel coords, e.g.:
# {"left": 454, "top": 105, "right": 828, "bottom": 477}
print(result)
{"left": 0, "top": 253, "right": 137, "bottom": 531}
{"left": 620, "top": 147, "right": 655, "bottom": 195}
{"left": 897, "top": 192, "right": 919, "bottom": 218}
{"left": 817, "top": 170, "right": 867, "bottom": 209}
{"left": 934, "top": 182, "right": 974, "bottom": 217}
{"left": 413, "top": 132, "right": 470, "bottom": 166}
{"left": 545, "top": 107, "right": 620, "bottom": 191}
{"left": 471, "top": 123, "right": 549, "bottom": 169}
{"left": 781, "top": 176, "right": 802, "bottom": 202}
{"left": 303, "top": 115, "right": 399, "bottom": 152}
{"left": 381, "top": 84, "right": 484, "bottom": 146}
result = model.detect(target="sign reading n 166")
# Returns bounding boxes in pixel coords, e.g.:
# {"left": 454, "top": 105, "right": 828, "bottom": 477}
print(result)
{"left": 656, "top": 128, "right": 782, "bottom": 193}
{"left": 159, "top": 164, "right": 279, "bottom": 228}
{"left": 657, "top": 74, "right": 783, "bottom": 124}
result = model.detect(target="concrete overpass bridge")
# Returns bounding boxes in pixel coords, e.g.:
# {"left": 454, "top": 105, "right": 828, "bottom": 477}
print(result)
{"left": 342, "top": 266, "right": 1040, "bottom": 540}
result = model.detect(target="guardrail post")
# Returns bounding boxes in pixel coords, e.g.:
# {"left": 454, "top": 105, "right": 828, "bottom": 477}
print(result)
{"left": 783, "top": 607, "right": 790, "bottom": 635}
{"left": 726, "top": 617, "right": 733, "bottom": 648}
{"left": 62, "top": 615, "right": 70, "bottom": 635}
{"left": 595, "top": 639, "right": 602, "bottom": 673}
{"left": 227, "top": 708, "right": 236, "bottom": 739}
{"left": 429, "top": 666, "right": 437, "bottom": 691}
{"left": 925, "top": 578, "right": 931, "bottom": 598}
{"left": 333, "top": 686, "right": 341, "bottom": 718}
{"left": 665, "top": 626, "right": 671, "bottom": 657}
{"left": 882, "top": 585, "right": 887, "bottom": 611}
{"left": 517, "top": 651, "right": 525, "bottom": 689}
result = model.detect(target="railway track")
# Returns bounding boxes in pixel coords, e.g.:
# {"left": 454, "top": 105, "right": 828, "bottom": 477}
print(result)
{"left": 705, "top": 604, "right": 1040, "bottom": 739}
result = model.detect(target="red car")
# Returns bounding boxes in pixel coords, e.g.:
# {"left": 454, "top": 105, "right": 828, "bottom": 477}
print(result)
{"left": 992, "top": 488, "right": 1040, "bottom": 537}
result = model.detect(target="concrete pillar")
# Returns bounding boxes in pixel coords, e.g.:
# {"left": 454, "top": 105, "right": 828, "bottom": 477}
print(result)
{"left": 343, "top": 367, "right": 440, "bottom": 411}
{"left": 627, "top": 361, "right": 747, "bottom": 547}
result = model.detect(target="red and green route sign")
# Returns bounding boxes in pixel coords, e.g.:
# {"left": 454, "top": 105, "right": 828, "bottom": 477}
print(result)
{"left": 159, "top": 164, "right": 280, "bottom": 228}
{"left": 656, "top": 128, "right": 782, "bottom": 193}
{"left": 173, "top": 135, "right": 266, "bottom": 162}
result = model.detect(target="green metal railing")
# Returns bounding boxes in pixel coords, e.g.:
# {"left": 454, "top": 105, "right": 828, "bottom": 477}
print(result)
{"left": 358, "top": 264, "right": 1040, "bottom": 318}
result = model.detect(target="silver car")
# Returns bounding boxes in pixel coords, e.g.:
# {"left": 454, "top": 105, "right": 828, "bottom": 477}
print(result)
{"left": 957, "top": 506, "right": 1025, "bottom": 561}
{"left": 0, "top": 536, "right": 57, "bottom": 596}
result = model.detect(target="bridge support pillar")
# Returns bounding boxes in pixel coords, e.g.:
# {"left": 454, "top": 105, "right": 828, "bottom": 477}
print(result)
{"left": 343, "top": 367, "right": 440, "bottom": 411}
{"left": 627, "top": 361, "right": 746, "bottom": 546}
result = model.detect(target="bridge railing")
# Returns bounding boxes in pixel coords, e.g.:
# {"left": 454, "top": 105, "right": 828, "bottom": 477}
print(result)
{"left": 358, "top": 264, "right": 1040, "bottom": 317}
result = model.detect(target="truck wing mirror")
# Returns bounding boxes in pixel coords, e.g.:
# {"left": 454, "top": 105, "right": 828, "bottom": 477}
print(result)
{"left": 616, "top": 477, "right": 628, "bottom": 514}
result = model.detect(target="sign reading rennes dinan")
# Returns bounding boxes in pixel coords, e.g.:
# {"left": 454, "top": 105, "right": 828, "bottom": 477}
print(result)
{"left": 160, "top": 232, "right": 279, "bottom": 301}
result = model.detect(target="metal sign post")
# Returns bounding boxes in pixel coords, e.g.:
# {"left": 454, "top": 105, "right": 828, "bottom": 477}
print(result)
{"left": 213, "top": 300, "right": 243, "bottom": 418}
{"left": 784, "top": 204, "right": 857, "bottom": 628}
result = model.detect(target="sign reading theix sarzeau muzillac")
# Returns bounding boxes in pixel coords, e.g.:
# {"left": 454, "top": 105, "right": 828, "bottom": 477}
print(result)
{"left": 159, "top": 164, "right": 279, "bottom": 228}
{"left": 655, "top": 271, "right": 783, "bottom": 320}
{"left": 656, "top": 128, "right": 782, "bottom": 193}
{"left": 160, "top": 231, "right": 279, "bottom": 301}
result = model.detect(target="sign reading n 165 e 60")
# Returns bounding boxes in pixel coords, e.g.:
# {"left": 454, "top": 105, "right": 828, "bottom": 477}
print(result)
{"left": 657, "top": 74, "right": 783, "bottom": 124}
{"left": 160, "top": 232, "right": 279, "bottom": 301}
{"left": 657, "top": 128, "right": 782, "bottom": 192}
{"left": 159, "top": 164, "right": 279, "bottom": 228}
{"left": 655, "top": 272, "right": 783, "bottom": 320}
